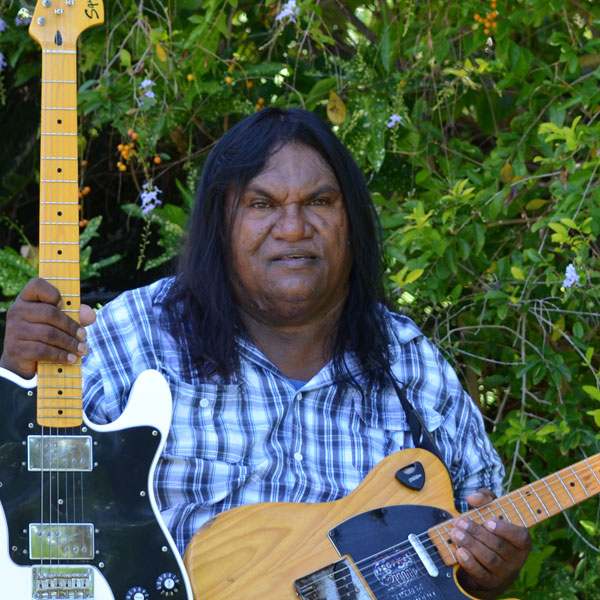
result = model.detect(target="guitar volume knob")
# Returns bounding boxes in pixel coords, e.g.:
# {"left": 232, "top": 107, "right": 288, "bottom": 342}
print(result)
{"left": 125, "top": 587, "right": 149, "bottom": 600}
{"left": 156, "top": 572, "right": 180, "bottom": 596}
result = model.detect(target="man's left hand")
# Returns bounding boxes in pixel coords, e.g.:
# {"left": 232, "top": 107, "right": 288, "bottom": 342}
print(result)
{"left": 451, "top": 488, "right": 532, "bottom": 599}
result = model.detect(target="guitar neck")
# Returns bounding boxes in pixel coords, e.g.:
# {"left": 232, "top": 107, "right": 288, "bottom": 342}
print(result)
{"left": 430, "top": 453, "right": 600, "bottom": 566}
{"left": 35, "top": 16, "right": 81, "bottom": 428}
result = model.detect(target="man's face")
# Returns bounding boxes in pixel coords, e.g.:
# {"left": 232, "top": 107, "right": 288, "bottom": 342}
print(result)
{"left": 227, "top": 141, "right": 352, "bottom": 328}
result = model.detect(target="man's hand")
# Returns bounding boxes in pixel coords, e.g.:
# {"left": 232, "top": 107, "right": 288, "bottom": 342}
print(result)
{"left": 451, "top": 488, "right": 532, "bottom": 599}
{"left": 0, "top": 278, "right": 96, "bottom": 379}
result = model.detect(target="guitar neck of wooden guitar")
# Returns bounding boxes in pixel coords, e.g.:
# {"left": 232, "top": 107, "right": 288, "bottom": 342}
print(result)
{"left": 36, "top": 25, "right": 81, "bottom": 428}
{"left": 429, "top": 453, "right": 600, "bottom": 566}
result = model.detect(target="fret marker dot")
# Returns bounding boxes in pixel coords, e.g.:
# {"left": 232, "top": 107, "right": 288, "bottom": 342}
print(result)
{"left": 58, "top": 368, "right": 63, "bottom": 373}
{"left": 57, "top": 211, "right": 62, "bottom": 216}
{"left": 58, "top": 410, "right": 63, "bottom": 415}
{"left": 66, "top": 301, "right": 71, "bottom": 306}
{"left": 58, "top": 390, "right": 63, "bottom": 395}
{"left": 57, "top": 250, "right": 62, "bottom": 255}
{"left": 57, "top": 119, "right": 62, "bottom": 124}
{"left": 57, "top": 168, "right": 62, "bottom": 173}
{"left": 537, "top": 509, "right": 542, "bottom": 514}
{"left": 570, "top": 482, "right": 575, "bottom": 487}
{"left": 499, "top": 515, "right": 504, "bottom": 520}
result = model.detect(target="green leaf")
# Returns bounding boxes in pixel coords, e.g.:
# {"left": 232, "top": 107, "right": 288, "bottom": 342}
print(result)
{"left": 511, "top": 266, "right": 526, "bottom": 281}
{"left": 583, "top": 386, "right": 600, "bottom": 402}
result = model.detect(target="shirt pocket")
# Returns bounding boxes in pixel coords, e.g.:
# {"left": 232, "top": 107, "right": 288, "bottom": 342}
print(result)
{"left": 165, "top": 377, "right": 257, "bottom": 465}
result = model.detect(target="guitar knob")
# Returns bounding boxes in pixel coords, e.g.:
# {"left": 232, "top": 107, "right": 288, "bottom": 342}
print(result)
{"left": 125, "top": 587, "right": 149, "bottom": 600}
{"left": 156, "top": 572, "right": 180, "bottom": 596}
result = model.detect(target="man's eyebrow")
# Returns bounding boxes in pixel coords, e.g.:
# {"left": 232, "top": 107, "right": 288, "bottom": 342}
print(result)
{"left": 243, "top": 184, "right": 340, "bottom": 198}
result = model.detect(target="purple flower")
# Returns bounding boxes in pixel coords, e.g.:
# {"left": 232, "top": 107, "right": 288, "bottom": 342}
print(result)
{"left": 562, "top": 263, "right": 581, "bottom": 288}
{"left": 0, "top": 53, "right": 6, "bottom": 73}
{"left": 386, "top": 113, "right": 404, "bottom": 128}
{"left": 15, "top": 9, "right": 31, "bottom": 26}
{"left": 140, "top": 182, "right": 162, "bottom": 215}
{"left": 0, "top": 17, "right": 7, "bottom": 32}
{"left": 275, "top": 0, "right": 300, "bottom": 23}
{"left": 138, "top": 79, "right": 157, "bottom": 105}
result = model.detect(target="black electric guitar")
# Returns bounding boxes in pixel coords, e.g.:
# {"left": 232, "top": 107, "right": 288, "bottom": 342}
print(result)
{"left": 0, "top": 2, "right": 191, "bottom": 598}
{"left": 184, "top": 447, "right": 600, "bottom": 599}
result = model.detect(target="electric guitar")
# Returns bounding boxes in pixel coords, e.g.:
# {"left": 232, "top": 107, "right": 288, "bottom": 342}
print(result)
{"left": 184, "top": 447, "right": 600, "bottom": 599}
{"left": 0, "top": 2, "right": 192, "bottom": 599}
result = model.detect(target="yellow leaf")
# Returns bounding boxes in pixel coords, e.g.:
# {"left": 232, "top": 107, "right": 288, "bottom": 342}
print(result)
{"left": 405, "top": 269, "right": 424, "bottom": 284}
{"left": 155, "top": 44, "right": 167, "bottom": 62}
{"left": 552, "top": 316, "right": 565, "bottom": 341}
{"left": 511, "top": 266, "right": 525, "bottom": 281}
{"left": 327, "top": 90, "right": 347, "bottom": 126}
{"left": 525, "top": 198, "right": 548, "bottom": 211}
{"left": 500, "top": 163, "right": 513, "bottom": 184}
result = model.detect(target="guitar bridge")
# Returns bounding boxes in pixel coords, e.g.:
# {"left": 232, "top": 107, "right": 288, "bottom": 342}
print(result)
{"left": 294, "top": 558, "right": 372, "bottom": 600}
{"left": 32, "top": 565, "right": 94, "bottom": 599}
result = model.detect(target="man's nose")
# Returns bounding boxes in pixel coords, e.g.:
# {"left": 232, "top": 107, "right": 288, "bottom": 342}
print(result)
{"left": 272, "top": 204, "right": 311, "bottom": 239}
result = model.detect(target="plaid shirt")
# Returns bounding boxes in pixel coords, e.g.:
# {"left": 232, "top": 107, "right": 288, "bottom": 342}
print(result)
{"left": 82, "top": 278, "right": 504, "bottom": 554}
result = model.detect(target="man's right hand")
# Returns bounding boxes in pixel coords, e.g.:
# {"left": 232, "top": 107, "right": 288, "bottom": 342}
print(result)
{"left": 0, "top": 278, "right": 96, "bottom": 379}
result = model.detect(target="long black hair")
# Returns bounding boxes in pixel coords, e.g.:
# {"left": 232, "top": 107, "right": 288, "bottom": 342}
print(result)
{"left": 162, "top": 107, "right": 393, "bottom": 385}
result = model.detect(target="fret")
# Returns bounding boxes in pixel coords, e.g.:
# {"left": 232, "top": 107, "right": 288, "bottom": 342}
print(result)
{"left": 41, "top": 179, "right": 79, "bottom": 183}
{"left": 515, "top": 489, "right": 539, "bottom": 523}
{"left": 493, "top": 498, "right": 512, "bottom": 521}
{"left": 42, "top": 79, "right": 77, "bottom": 84}
{"left": 553, "top": 472, "right": 577, "bottom": 504}
{"left": 538, "top": 478, "right": 564, "bottom": 512}
{"left": 41, "top": 201, "right": 80, "bottom": 204}
{"left": 43, "top": 277, "right": 80, "bottom": 281}
{"left": 39, "top": 259, "right": 80, "bottom": 264}
{"left": 42, "top": 50, "right": 77, "bottom": 55}
{"left": 41, "top": 221, "right": 79, "bottom": 225}
{"left": 584, "top": 458, "right": 600, "bottom": 487}
{"left": 41, "top": 157, "right": 79, "bottom": 160}
{"left": 40, "top": 241, "right": 79, "bottom": 245}
{"left": 41, "top": 133, "right": 78, "bottom": 136}
{"left": 42, "top": 108, "right": 78, "bottom": 112}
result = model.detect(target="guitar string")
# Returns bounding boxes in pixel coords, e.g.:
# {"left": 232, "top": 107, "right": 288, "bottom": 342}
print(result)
{"left": 295, "top": 456, "right": 600, "bottom": 595}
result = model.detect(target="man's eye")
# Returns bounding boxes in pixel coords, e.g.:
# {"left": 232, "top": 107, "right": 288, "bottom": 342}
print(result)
{"left": 251, "top": 200, "right": 270, "bottom": 209}
{"left": 310, "top": 197, "right": 328, "bottom": 206}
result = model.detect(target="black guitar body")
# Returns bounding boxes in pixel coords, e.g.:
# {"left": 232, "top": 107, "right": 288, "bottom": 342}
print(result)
{"left": 0, "top": 376, "right": 190, "bottom": 600}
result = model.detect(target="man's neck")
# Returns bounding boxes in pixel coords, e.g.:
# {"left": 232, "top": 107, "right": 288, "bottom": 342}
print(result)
{"left": 239, "top": 307, "right": 343, "bottom": 381}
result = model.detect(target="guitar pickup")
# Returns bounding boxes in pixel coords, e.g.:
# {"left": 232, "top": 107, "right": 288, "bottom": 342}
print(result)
{"left": 29, "top": 524, "right": 95, "bottom": 560}
{"left": 28, "top": 435, "right": 93, "bottom": 472}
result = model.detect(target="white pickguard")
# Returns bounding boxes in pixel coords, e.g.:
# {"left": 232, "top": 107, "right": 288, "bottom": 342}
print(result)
{"left": 0, "top": 369, "right": 193, "bottom": 600}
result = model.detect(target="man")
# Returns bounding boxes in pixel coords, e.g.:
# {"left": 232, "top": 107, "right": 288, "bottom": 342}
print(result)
{"left": 0, "top": 107, "right": 530, "bottom": 598}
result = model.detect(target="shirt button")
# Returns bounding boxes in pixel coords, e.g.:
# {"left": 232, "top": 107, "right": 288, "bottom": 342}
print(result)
{"left": 295, "top": 392, "right": 303, "bottom": 401}
{"left": 294, "top": 452, "right": 303, "bottom": 462}
{"left": 199, "top": 398, "right": 210, "bottom": 408}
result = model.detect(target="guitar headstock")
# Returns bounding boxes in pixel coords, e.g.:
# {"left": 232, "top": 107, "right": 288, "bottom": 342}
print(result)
{"left": 27, "top": 0, "right": 104, "bottom": 49}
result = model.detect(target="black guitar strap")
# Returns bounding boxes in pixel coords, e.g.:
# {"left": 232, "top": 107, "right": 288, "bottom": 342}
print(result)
{"left": 388, "top": 374, "right": 448, "bottom": 471}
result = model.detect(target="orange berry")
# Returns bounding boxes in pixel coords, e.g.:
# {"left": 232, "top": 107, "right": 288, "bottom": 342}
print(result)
{"left": 492, "top": 22, "right": 497, "bottom": 28}
{"left": 78, "top": 190, "right": 83, "bottom": 199}
{"left": 77, "top": 204, "right": 82, "bottom": 210}
{"left": 81, "top": 160, "right": 88, "bottom": 167}
{"left": 255, "top": 104, "right": 261, "bottom": 110}
{"left": 187, "top": 73, "right": 195, "bottom": 82}
{"left": 79, "top": 219, "right": 89, "bottom": 227}
{"left": 247, "top": 80, "right": 253, "bottom": 88}
{"left": 258, "top": 97, "right": 265, "bottom": 104}
{"left": 131, "top": 132, "right": 139, "bottom": 141}
{"left": 474, "top": 13, "right": 481, "bottom": 21}
{"left": 119, "top": 165, "right": 127, "bottom": 172}
{"left": 484, "top": 28, "right": 490, "bottom": 34}
{"left": 225, "top": 76, "right": 233, "bottom": 84}
{"left": 153, "top": 155, "right": 162, "bottom": 164}
{"left": 484, "top": 20, "right": 491, "bottom": 27}
{"left": 127, "top": 128, "right": 133, "bottom": 136}
{"left": 82, "top": 186, "right": 91, "bottom": 196}
{"left": 117, "top": 144, "right": 124, "bottom": 151}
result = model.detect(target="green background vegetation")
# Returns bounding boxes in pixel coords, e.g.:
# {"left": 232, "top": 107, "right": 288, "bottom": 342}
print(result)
{"left": 1, "top": 1, "right": 599, "bottom": 597}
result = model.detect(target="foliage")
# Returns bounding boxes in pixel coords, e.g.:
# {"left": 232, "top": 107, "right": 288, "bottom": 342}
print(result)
{"left": 1, "top": 1, "right": 600, "bottom": 596}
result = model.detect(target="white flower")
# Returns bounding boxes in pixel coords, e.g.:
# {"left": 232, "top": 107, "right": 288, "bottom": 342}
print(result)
{"left": 140, "top": 182, "right": 162, "bottom": 215}
{"left": 138, "top": 78, "right": 157, "bottom": 105}
{"left": 386, "top": 113, "right": 404, "bottom": 128}
{"left": 275, "top": 0, "right": 300, "bottom": 23}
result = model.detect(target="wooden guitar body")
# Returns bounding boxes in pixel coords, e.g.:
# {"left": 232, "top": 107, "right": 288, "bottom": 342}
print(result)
{"left": 0, "top": 369, "right": 192, "bottom": 600}
{"left": 184, "top": 448, "right": 481, "bottom": 600}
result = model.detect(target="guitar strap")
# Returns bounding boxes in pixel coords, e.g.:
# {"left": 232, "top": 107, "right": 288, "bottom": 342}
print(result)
{"left": 388, "top": 375, "right": 448, "bottom": 472}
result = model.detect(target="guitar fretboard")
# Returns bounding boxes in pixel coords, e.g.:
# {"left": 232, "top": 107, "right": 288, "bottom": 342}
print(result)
{"left": 428, "top": 453, "right": 600, "bottom": 566}
{"left": 36, "top": 36, "right": 81, "bottom": 427}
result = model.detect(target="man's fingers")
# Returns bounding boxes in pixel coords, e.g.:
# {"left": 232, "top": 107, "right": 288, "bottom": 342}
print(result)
{"left": 80, "top": 304, "right": 96, "bottom": 327}
{"left": 484, "top": 518, "right": 532, "bottom": 550}
{"left": 19, "top": 277, "right": 62, "bottom": 306}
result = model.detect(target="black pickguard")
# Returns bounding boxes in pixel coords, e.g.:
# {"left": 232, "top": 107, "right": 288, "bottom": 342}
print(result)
{"left": 0, "top": 377, "right": 188, "bottom": 599}
{"left": 328, "top": 505, "right": 469, "bottom": 600}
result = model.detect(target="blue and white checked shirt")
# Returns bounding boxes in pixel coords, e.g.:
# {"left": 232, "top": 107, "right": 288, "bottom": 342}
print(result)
{"left": 82, "top": 278, "right": 504, "bottom": 554}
